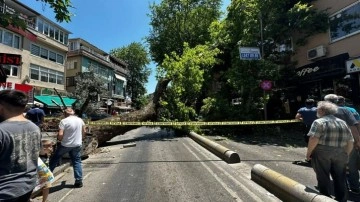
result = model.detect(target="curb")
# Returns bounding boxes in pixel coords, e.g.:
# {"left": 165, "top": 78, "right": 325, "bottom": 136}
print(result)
{"left": 188, "top": 131, "right": 241, "bottom": 164}
{"left": 251, "top": 164, "right": 336, "bottom": 202}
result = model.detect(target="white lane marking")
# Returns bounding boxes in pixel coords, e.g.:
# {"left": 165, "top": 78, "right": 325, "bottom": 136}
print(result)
{"left": 182, "top": 143, "right": 243, "bottom": 202}
{"left": 186, "top": 140, "right": 280, "bottom": 202}
{"left": 58, "top": 172, "right": 92, "bottom": 202}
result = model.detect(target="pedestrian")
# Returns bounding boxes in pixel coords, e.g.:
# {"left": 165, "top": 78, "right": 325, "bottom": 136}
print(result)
{"left": 295, "top": 98, "right": 317, "bottom": 144}
{"left": 324, "top": 94, "right": 360, "bottom": 194}
{"left": 306, "top": 101, "right": 354, "bottom": 202}
{"left": 337, "top": 96, "right": 360, "bottom": 120}
{"left": 49, "top": 108, "right": 86, "bottom": 188}
{"left": 26, "top": 103, "right": 46, "bottom": 126}
{"left": 0, "top": 90, "right": 42, "bottom": 201}
{"left": 33, "top": 139, "right": 55, "bottom": 202}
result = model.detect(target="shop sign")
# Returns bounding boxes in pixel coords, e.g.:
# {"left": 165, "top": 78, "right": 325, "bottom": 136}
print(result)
{"left": 0, "top": 82, "right": 34, "bottom": 102}
{"left": 0, "top": 53, "right": 22, "bottom": 65}
{"left": 296, "top": 66, "right": 320, "bottom": 77}
{"left": 346, "top": 57, "right": 360, "bottom": 73}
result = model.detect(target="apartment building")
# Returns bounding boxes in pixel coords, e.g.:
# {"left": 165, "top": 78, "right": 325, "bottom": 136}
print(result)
{"left": 0, "top": 0, "right": 74, "bottom": 108}
{"left": 292, "top": 0, "right": 360, "bottom": 104}
{"left": 66, "top": 38, "right": 128, "bottom": 107}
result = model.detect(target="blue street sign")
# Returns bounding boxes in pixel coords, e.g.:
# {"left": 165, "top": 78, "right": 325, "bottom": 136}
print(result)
{"left": 239, "top": 47, "right": 261, "bottom": 60}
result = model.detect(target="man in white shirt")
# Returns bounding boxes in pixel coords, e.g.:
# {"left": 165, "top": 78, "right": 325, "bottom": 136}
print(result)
{"left": 49, "top": 108, "right": 85, "bottom": 188}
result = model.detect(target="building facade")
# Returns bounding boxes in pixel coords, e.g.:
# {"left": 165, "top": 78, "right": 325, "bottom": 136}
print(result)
{"left": 0, "top": 0, "right": 70, "bottom": 98}
{"left": 66, "top": 38, "right": 128, "bottom": 107}
{"left": 292, "top": 0, "right": 360, "bottom": 105}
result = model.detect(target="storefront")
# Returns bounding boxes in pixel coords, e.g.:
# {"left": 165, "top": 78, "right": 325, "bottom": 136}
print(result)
{"left": 294, "top": 53, "right": 359, "bottom": 105}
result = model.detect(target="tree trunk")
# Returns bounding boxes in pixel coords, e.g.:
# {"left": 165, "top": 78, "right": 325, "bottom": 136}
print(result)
{"left": 90, "top": 78, "right": 170, "bottom": 146}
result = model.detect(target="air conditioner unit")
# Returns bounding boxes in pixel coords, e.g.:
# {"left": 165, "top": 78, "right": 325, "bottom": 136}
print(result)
{"left": 307, "top": 45, "right": 326, "bottom": 60}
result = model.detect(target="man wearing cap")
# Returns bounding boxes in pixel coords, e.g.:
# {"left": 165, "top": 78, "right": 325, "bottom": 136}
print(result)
{"left": 324, "top": 94, "right": 360, "bottom": 194}
{"left": 26, "top": 103, "right": 45, "bottom": 126}
{"left": 49, "top": 108, "right": 86, "bottom": 188}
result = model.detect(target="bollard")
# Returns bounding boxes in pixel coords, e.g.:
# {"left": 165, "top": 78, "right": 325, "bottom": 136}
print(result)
{"left": 251, "top": 164, "right": 336, "bottom": 202}
{"left": 188, "top": 131, "right": 240, "bottom": 164}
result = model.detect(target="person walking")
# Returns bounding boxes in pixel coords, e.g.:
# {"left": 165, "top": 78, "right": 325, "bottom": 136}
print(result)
{"left": 0, "top": 90, "right": 42, "bottom": 201}
{"left": 295, "top": 98, "right": 317, "bottom": 144}
{"left": 306, "top": 101, "right": 354, "bottom": 202}
{"left": 324, "top": 94, "right": 360, "bottom": 194}
{"left": 49, "top": 108, "right": 86, "bottom": 188}
{"left": 26, "top": 103, "right": 46, "bottom": 126}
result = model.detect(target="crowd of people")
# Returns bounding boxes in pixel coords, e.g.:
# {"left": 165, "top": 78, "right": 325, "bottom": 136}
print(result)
{"left": 296, "top": 94, "right": 360, "bottom": 201}
{"left": 0, "top": 90, "right": 85, "bottom": 202}
{"left": 2, "top": 89, "right": 360, "bottom": 201}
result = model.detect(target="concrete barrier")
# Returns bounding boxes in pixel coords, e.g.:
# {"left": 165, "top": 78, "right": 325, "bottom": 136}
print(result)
{"left": 188, "top": 131, "right": 240, "bottom": 164}
{"left": 251, "top": 164, "right": 336, "bottom": 202}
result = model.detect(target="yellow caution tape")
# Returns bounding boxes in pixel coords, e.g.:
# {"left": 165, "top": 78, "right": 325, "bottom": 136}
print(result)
{"left": 85, "top": 119, "right": 300, "bottom": 126}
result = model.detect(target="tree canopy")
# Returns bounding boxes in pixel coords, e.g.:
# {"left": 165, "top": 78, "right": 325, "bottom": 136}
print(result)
{"left": 147, "top": 0, "right": 222, "bottom": 65}
{"left": 110, "top": 42, "right": 151, "bottom": 109}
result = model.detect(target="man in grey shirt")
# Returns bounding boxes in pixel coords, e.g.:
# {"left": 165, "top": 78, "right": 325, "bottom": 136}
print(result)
{"left": 0, "top": 90, "right": 41, "bottom": 201}
{"left": 324, "top": 94, "right": 360, "bottom": 194}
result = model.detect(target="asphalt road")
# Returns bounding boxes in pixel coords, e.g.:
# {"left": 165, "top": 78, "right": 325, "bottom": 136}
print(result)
{"left": 33, "top": 127, "right": 281, "bottom": 202}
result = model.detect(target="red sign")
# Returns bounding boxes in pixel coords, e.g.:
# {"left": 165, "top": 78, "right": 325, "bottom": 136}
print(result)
{"left": 0, "top": 53, "right": 22, "bottom": 65}
{"left": 260, "top": 80, "right": 272, "bottom": 91}
{"left": 0, "top": 82, "right": 34, "bottom": 102}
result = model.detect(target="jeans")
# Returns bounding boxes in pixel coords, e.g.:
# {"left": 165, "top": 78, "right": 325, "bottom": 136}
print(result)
{"left": 347, "top": 149, "right": 360, "bottom": 191}
{"left": 49, "top": 145, "right": 83, "bottom": 182}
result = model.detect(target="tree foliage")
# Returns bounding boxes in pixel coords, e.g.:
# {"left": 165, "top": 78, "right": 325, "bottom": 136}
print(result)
{"left": 110, "top": 42, "right": 151, "bottom": 109}
{"left": 70, "top": 69, "right": 108, "bottom": 115}
{"left": 200, "top": 0, "right": 330, "bottom": 121}
{"left": 0, "top": 0, "right": 73, "bottom": 29}
{"left": 157, "top": 43, "right": 220, "bottom": 121}
{"left": 147, "top": 0, "right": 222, "bottom": 64}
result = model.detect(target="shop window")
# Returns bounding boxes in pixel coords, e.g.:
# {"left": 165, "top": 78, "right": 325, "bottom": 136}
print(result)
{"left": 330, "top": 2, "right": 360, "bottom": 42}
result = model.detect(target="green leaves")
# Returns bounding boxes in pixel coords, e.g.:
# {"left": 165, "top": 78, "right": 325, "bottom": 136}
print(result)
{"left": 110, "top": 42, "right": 151, "bottom": 109}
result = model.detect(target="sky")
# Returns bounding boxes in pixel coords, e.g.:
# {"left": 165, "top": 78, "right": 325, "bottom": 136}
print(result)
{"left": 20, "top": 0, "right": 230, "bottom": 94}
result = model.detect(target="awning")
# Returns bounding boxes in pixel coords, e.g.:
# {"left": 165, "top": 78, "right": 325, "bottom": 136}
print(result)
{"left": 115, "top": 74, "right": 126, "bottom": 81}
{"left": 35, "top": 95, "right": 76, "bottom": 108}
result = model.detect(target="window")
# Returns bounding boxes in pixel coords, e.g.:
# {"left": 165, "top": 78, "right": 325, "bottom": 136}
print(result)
{"left": 13, "top": 35, "right": 20, "bottom": 49}
{"left": 55, "top": 29, "right": 59, "bottom": 40}
{"left": 40, "top": 48, "right": 48, "bottom": 59}
{"left": 57, "top": 75, "right": 63, "bottom": 85}
{"left": 66, "top": 77, "right": 75, "bottom": 86}
{"left": 59, "top": 31, "right": 64, "bottom": 43}
{"left": 30, "top": 67, "right": 39, "bottom": 80}
{"left": 330, "top": 2, "right": 360, "bottom": 42}
{"left": 49, "top": 51, "right": 56, "bottom": 62}
{"left": 3, "top": 31, "right": 13, "bottom": 46}
{"left": 44, "top": 23, "right": 49, "bottom": 35}
{"left": 3, "top": 65, "right": 19, "bottom": 77}
{"left": 49, "top": 27, "right": 54, "bottom": 38}
{"left": 57, "top": 54, "right": 64, "bottom": 64}
{"left": 31, "top": 44, "right": 40, "bottom": 56}
{"left": 40, "top": 68, "right": 49, "bottom": 82}
{"left": 0, "top": 29, "right": 21, "bottom": 49}
{"left": 49, "top": 70, "right": 56, "bottom": 83}
{"left": 30, "top": 64, "right": 64, "bottom": 85}
{"left": 37, "top": 19, "right": 43, "bottom": 33}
